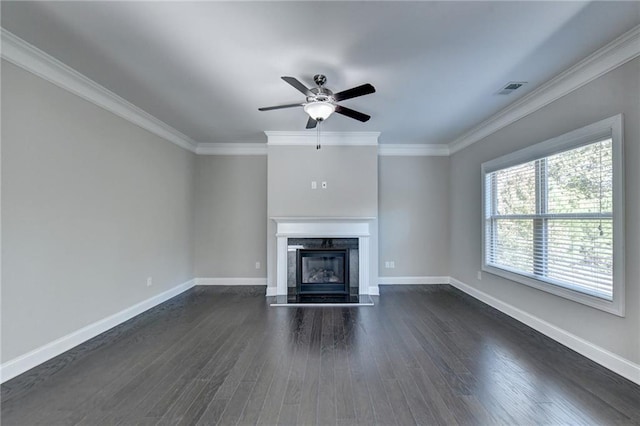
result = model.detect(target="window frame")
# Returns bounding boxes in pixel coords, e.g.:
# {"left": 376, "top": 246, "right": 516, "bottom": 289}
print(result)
{"left": 481, "top": 115, "right": 625, "bottom": 316}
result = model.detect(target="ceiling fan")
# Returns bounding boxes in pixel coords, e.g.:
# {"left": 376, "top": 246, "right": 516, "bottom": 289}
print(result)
{"left": 258, "top": 74, "right": 375, "bottom": 129}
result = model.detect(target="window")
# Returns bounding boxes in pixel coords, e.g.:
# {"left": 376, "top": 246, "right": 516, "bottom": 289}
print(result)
{"left": 482, "top": 115, "right": 624, "bottom": 316}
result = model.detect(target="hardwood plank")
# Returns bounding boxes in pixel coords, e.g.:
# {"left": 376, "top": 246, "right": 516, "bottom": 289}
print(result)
{"left": 141, "top": 325, "right": 237, "bottom": 418}
{"left": 296, "top": 309, "right": 323, "bottom": 426}
{"left": 377, "top": 310, "right": 439, "bottom": 425}
{"left": 282, "top": 309, "right": 314, "bottom": 406}
{"left": 316, "top": 308, "right": 337, "bottom": 425}
{"left": 333, "top": 309, "right": 356, "bottom": 423}
{"left": 216, "top": 381, "right": 256, "bottom": 426}
{"left": 207, "top": 298, "right": 268, "bottom": 401}
{"left": 236, "top": 311, "right": 297, "bottom": 426}
{"left": 382, "top": 379, "right": 417, "bottom": 425}
{"left": 343, "top": 310, "right": 376, "bottom": 426}
{"left": 354, "top": 311, "right": 397, "bottom": 425}
{"left": 254, "top": 308, "right": 302, "bottom": 426}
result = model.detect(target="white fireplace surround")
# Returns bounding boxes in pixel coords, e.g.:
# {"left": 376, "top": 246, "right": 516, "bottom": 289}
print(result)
{"left": 272, "top": 217, "right": 374, "bottom": 296}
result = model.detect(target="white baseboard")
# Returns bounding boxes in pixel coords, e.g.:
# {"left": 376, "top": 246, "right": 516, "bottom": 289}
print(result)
{"left": 0, "top": 278, "right": 196, "bottom": 384}
{"left": 368, "top": 286, "right": 380, "bottom": 296}
{"left": 195, "top": 277, "right": 267, "bottom": 286}
{"left": 378, "top": 276, "right": 449, "bottom": 285}
{"left": 265, "top": 287, "right": 278, "bottom": 297}
{"left": 449, "top": 277, "right": 640, "bottom": 386}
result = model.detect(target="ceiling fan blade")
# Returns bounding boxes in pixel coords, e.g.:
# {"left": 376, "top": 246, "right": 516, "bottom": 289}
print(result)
{"left": 281, "top": 76, "right": 313, "bottom": 96}
{"left": 306, "top": 117, "right": 318, "bottom": 129}
{"left": 258, "top": 103, "right": 303, "bottom": 111}
{"left": 335, "top": 105, "right": 371, "bottom": 122}
{"left": 333, "top": 83, "right": 376, "bottom": 102}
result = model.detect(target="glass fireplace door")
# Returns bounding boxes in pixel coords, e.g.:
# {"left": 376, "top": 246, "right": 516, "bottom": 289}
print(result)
{"left": 297, "top": 249, "right": 349, "bottom": 295}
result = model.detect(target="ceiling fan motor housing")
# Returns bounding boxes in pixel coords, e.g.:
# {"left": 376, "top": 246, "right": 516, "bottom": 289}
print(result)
{"left": 313, "top": 74, "right": 327, "bottom": 86}
{"left": 307, "top": 91, "right": 333, "bottom": 102}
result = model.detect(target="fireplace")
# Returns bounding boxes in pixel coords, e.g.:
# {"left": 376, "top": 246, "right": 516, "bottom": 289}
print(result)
{"left": 297, "top": 249, "right": 349, "bottom": 295}
{"left": 270, "top": 217, "right": 374, "bottom": 297}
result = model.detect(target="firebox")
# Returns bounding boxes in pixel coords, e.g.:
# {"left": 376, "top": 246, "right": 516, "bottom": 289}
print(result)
{"left": 297, "top": 249, "right": 349, "bottom": 295}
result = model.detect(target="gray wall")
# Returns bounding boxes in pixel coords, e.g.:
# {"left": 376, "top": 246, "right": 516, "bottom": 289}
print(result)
{"left": 449, "top": 58, "right": 640, "bottom": 364}
{"left": 194, "top": 149, "right": 453, "bottom": 287}
{"left": 1, "top": 61, "right": 196, "bottom": 362}
{"left": 267, "top": 145, "right": 379, "bottom": 292}
{"left": 379, "top": 156, "right": 450, "bottom": 277}
{"left": 267, "top": 145, "right": 378, "bottom": 217}
{"left": 194, "top": 155, "right": 267, "bottom": 278}
{"left": 195, "top": 148, "right": 452, "bottom": 287}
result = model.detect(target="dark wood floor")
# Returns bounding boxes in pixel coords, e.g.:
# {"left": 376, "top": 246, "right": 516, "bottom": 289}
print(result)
{"left": 2, "top": 285, "right": 640, "bottom": 425}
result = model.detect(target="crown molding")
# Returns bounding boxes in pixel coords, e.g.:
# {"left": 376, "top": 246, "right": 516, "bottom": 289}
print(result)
{"left": 449, "top": 24, "right": 640, "bottom": 155}
{"left": 1, "top": 28, "right": 198, "bottom": 153}
{"left": 196, "top": 141, "right": 450, "bottom": 156}
{"left": 196, "top": 143, "right": 267, "bottom": 155}
{"left": 378, "top": 144, "right": 449, "bottom": 156}
{"left": 265, "top": 131, "right": 380, "bottom": 146}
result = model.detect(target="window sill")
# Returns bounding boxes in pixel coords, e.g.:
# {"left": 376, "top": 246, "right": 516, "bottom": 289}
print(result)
{"left": 481, "top": 264, "right": 624, "bottom": 317}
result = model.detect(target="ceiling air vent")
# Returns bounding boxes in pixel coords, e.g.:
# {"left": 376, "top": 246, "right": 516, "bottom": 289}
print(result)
{"left": 498, "top": 81, "right": 527, "bottom": 95}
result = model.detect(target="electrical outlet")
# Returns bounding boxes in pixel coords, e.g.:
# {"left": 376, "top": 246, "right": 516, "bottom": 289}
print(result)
{"left": 255, "top": 261, "right": 261, "bottom": 269}
{"left": 311, "top": 181, "right": 317, "bottom": 189}
{"left": 321, "top": 181, "right": 327, "bottom": 189}
{"left": 390, "top": 261, "right": 395, "bottom": 269}
{"left": 146, "top": 277, "right": 153, "bottom": 287}
{"left": 385, "top": 261, "right": 390, "bottom": 268}
{"left": 477, "top": 271, "right": 482, "bottom": 280}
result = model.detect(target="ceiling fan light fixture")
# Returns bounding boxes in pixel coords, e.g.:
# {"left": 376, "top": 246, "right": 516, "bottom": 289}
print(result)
{"left": 304, "top": 101, "right": 335, "bottom": 121}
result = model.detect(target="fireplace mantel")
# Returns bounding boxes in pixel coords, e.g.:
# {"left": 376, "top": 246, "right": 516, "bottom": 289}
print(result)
{"left": 271, "top": 217, "right": 374, "bottom": 296}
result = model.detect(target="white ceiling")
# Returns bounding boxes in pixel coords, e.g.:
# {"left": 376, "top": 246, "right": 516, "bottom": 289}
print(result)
{"left": 2, "top": 1, "right": 639, "bottom": 145}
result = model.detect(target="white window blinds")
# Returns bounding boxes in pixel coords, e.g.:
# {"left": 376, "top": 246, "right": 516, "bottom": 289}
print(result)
{"left": 485, "top": 138, "right": 614, "bottom": 300}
